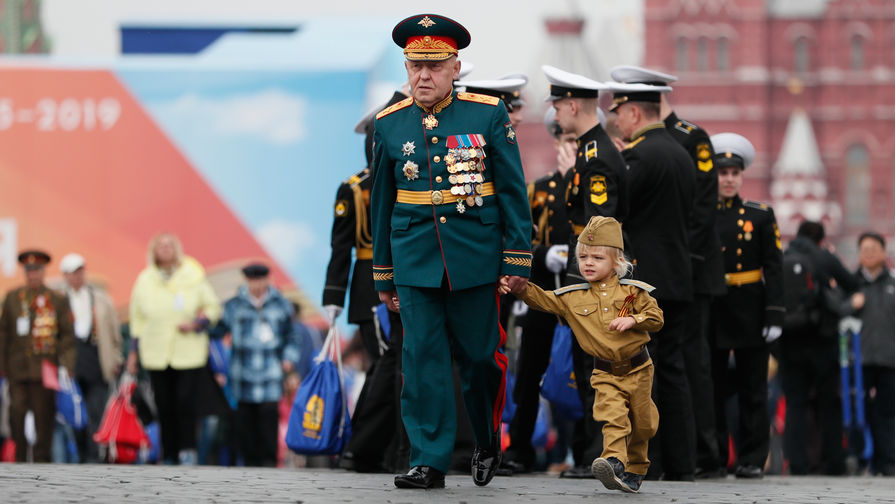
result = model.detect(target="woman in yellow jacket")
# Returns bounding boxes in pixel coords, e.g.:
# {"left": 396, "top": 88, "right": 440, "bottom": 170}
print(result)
{"left": 126, "top": 233, "right": 221, "bottom": 465}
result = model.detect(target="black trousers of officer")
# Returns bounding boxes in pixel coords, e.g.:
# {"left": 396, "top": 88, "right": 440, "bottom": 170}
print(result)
{"left": 780, "top": 331, "right": 844, "bottom": 475}
{"left": 681, "top": 295, "right": 720, "bottom": 471}
{"left": 343, "top": 320, "right": 394, "bottom": 470}
{"left": 506, "top": 307, "right": 556, "bottom": 467}
{"left": 711, "top": 345, "right": 769, "bottom": 469}
{"left": 646, "top": 299, "right": 696, "bottom": 479}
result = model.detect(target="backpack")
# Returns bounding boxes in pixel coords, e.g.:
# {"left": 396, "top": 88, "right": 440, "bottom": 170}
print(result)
{"left": 782, "top": 246, "right": 822, "bottom": 331}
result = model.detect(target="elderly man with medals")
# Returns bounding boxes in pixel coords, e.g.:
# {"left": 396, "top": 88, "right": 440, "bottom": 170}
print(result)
{"left": 370, "top": 13, "right": 532, "bottom": 489}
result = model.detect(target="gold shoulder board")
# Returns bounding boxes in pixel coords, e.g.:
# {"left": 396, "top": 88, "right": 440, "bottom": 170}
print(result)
{"left": 376, "top": 97, "right": 414, "bottom": 120}
{"left": 553, "top": 283, "right": 591, "bottom": 296}
{"left": 618, "top": 279, "right": 656, "bottom": 293}
{"left": 457, "top": 92, "right": 500, "bottom": 106}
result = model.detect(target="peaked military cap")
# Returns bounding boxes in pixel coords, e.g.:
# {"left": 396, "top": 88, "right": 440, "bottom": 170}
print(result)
{"left": 610, "top": 65, "right": 678, "bottom": 86}
{"left": 392, "top": 14, "right": 470, "bottom": 61}
{"left": 711, "top": 132, "right": 755, "bottom": 170}
{"left": 455, "top": 75, "right": 527, "bottom": 111}
{"left": 542, "top": 65, "right": 605, "bottom": 102}
{"left": 543, "top": 107, "right": 561, "bottom": 137}
{"left": 497, "top": 72, "right": 528, "bottom": 109}
{"left": 607, "top": 81, "right": 672, "bottom": 112}
{"left": 18, "top": 249, "right": 51, "bottom": 269}
{"left": 241, "top": 262, "right": 270, "bottom": 279}
{"left": 577, "top": 216, "right": 624, "bottom": 250}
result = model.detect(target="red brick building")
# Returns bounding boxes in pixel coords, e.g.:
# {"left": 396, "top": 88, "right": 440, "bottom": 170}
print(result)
{"left": 644, "top": 0, "right": 895, "bottom": 256}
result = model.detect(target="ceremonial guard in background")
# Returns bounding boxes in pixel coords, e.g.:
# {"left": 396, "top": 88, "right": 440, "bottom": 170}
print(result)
{"left": 371, "top": 14, "right": 532, "bottom": 489}
{"left": 542, "top": 65, "right": 628, "bottom": 478}
{"left": 609, "top": 82, "right": 696, "bottom": 480}
{"left": 500, "top": 107, "right": 576, "bottom": 475}
{"left": 324, "top": 92, "right": 408, "bottom": 473}
{"left": 710, "top": 132, "right": 784, "bottom": 479}
{"left": 611, "top": 65, "right": 725, "bottom": 478}
{"left": 0, "top": 250, "right": 76, "bottom": 462}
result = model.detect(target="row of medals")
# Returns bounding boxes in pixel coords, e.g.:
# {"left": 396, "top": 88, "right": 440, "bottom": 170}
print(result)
{"left": 446, "top": 147, "right": 485, "bottom": 214}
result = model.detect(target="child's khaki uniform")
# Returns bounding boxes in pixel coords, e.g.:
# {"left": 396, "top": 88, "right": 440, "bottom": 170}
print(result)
{"left": 519, "top": 275, "right": 663, "bottom": 475}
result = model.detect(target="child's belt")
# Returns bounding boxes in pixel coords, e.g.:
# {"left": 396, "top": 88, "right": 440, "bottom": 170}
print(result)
{"left": 593, "top": 347, "right": 650, "bottom": 376}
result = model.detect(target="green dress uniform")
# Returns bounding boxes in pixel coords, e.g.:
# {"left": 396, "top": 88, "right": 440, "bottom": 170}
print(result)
{"left": 0, "top": 285, "right": 76, "bottom": 462}
{"left": 371, "top": 90, "right": 532, "bottom": 473}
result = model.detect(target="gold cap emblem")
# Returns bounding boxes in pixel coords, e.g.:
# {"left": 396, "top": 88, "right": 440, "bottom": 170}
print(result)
{"left": 418, "top": 16, "right": 435, "bottom": 28}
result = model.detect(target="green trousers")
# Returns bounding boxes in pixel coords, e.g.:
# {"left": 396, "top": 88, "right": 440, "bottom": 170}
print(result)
{"left": 396, "top": 281, "right": 507, "bottom": 473}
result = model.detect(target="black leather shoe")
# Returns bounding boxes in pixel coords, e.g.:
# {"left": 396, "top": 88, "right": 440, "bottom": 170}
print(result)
{"left": 734, "top": 464, "right": 763, "bottom": 479}
{"left": 394, "top": 466, "right": 445, "bottom": 489}
{"left": 694, "top": 466, "right": 727, "bottom": 479}
{"left": 592, "top": 457, "right": 632, "bottom": 493}
{"left": 559, "top": 465, "right": 596, "bottom": 479}
{"left": 471, "top": 447, "right": 502, "bottom": 486}
{"left": 497, "top": 459, "right": 530, "bottom": 476}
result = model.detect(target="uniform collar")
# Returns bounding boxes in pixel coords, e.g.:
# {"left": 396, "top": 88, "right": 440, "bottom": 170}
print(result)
{"left": 630, "top": 122, "right": 665, "bottom": 141}
{"left": 720, "top": 194, "right": 743, "bottom": 209}
{"left": 663, "top": 111, "right": 679, "bottom": 128}
{"left": 576, "top": 122, "right": 604, "bottom": 147}
{"left": 415, "top": 91, "right": 454, "bottom": 114}
{"left": 591, "top": 275, "right": 620, "bottom": 291}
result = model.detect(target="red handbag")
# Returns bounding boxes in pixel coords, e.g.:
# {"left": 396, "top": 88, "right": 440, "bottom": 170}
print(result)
{"left": 93, "top": 376, "right": 150, "bottom": 463}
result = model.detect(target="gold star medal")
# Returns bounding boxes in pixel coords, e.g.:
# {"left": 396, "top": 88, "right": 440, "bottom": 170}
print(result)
{"left": 423, "top": 114, "right": 438, "bottom": 130}
{"left": 403, "top": 161, "right": 419, "bottom": 180}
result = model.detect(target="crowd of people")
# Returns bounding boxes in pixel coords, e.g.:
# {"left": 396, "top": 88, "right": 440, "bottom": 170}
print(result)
{"left": 0, "top": 11, "right": 892, "bottom": 495}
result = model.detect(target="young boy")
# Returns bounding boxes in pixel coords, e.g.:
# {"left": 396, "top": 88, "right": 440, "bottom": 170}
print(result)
{"left": 500, "top": 216, "right": 663, "bottom": 493}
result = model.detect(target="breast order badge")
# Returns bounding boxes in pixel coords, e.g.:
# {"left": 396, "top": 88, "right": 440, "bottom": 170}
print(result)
{"left": 403, "top": 160, "right": 420, "bottom": 180}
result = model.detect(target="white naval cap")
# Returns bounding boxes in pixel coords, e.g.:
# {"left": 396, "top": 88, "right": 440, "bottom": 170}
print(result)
{"left": 455, "top": 76, "right": 528, "bottom": 110}
{"left": 610, "top": 65, "right": 678, "bottom": 85}
{"left": 710, "top": 132, "right": 756, "bottom": 169}
{"left": 541, "top": 65, "right": 605, "bottom": 102}
{"left": 605, "top": 81, "right": 672, "bottom": 111}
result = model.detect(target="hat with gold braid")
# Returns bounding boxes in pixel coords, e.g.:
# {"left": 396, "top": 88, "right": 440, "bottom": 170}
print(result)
{"left": 392, "top": 14, "right": 471, "bottom": 61}
{"left": 577, "top": 216, "right": 624, "bottom": 250}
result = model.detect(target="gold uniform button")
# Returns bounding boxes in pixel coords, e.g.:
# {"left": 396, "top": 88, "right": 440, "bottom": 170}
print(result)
{"left": 736, "top": 263, "right": 742, "bottom": 271}
{"left": 721, "top": 246, "right": 727, "bottom": 252}
{"left": 435, "top": 176, "right": 443, "bottom": 183}
{"left": 548, "top": 194, "right": 555, "bottom": 202}
{"left": 736, "top": 248, "right": 742, "bottom": 256}
{"left": 549, "top": 181, "right": 557, "bottom": 188}
{"left": 603, "top": 307, "right": 609, "bottom": 312}
{"left": 431, "top": 137, "right": 438, "bottom": 144}
{"left": 737, "top": 219, "right": 744, "bottom": 226}
{"left": 739, "top": 208, "right": 746, "bottom": 215}
{"left": 738, "top": 233, "right": 743, "bottom": 240}
{"left": 439, "top": 216, "right": 447, "bottom": 224}
{"left": 434, "top": 155, "right": 441, "bottom": 163}
{"left": 548, "top": 210, "right": 554, "bottom": 216}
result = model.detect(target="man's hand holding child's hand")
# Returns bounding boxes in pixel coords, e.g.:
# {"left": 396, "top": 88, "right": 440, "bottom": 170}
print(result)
{"left": 608, "top": 316, "right": 636, "bottom": 332}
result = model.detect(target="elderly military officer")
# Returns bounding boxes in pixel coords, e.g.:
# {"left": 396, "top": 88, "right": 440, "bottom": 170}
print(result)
{"left": 542, "top": 65, "right": 629, "bottom": 478}
{"left": 0, "top": 250, "right": 76, "bottom": 462}
{"left": 609, "top": 82, "right": 697, "bottom": 480}
{"left": 371, "top": 14, "right": 532, "bottom": 489}
{"left": 611, "top": 65, "right": 725, "bottom": 478}
{"left": 710, "top": 132, "right": 783, "bottom": 479}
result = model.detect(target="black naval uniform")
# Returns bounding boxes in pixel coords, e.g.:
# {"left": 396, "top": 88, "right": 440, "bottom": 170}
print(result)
{"left": 323, "top": 166, "right": 406, "bottom": 471}
{"left": 622, "top": 123, "right": 696, "bottom": 479}
{"left": 711, "top": 195, "right": 783, "bottom": 473}
{"left": 561, "top": 123, "right": 628, "bottom": 473}
{"left": 504, "top": 170, "right": 571, "bottom": 470}
{"left": 664, "top": 112, "right": 726, "bottom": 474}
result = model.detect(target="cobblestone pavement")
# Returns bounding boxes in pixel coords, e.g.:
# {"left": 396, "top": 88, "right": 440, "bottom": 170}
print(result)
{"left": 2, "top": 464, "right": 894, "bottom": 503}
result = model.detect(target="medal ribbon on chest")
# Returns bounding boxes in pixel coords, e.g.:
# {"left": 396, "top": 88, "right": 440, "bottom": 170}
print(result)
{"left": 445, "top": 135, "right": 487, "bottom": 213}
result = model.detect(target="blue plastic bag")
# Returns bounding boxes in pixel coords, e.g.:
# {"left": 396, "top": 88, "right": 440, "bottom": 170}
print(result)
{"left": 285, "top": 327, "right": 352, "bottom": 455}
{"left": 502, "top": 372, "right": 517, "bottom": 423}
{"left": 540, "top": 323, "right": 584, "bottom": 421}
{"left": 56, "top": 367, "right": 88, "bottom": 430}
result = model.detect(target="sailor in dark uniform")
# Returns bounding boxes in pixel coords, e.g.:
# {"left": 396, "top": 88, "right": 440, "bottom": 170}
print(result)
{"left": 611, "top": 65, "right": 726, "bottom": 477}
{"left": 710, "top": 132, "right": 783, "bottom": 479}
{"left": 609, "top": 81, "right": 697, "bottom": 480}
{"left": 542, "top": 65, "right": 629, "bottom": 478}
